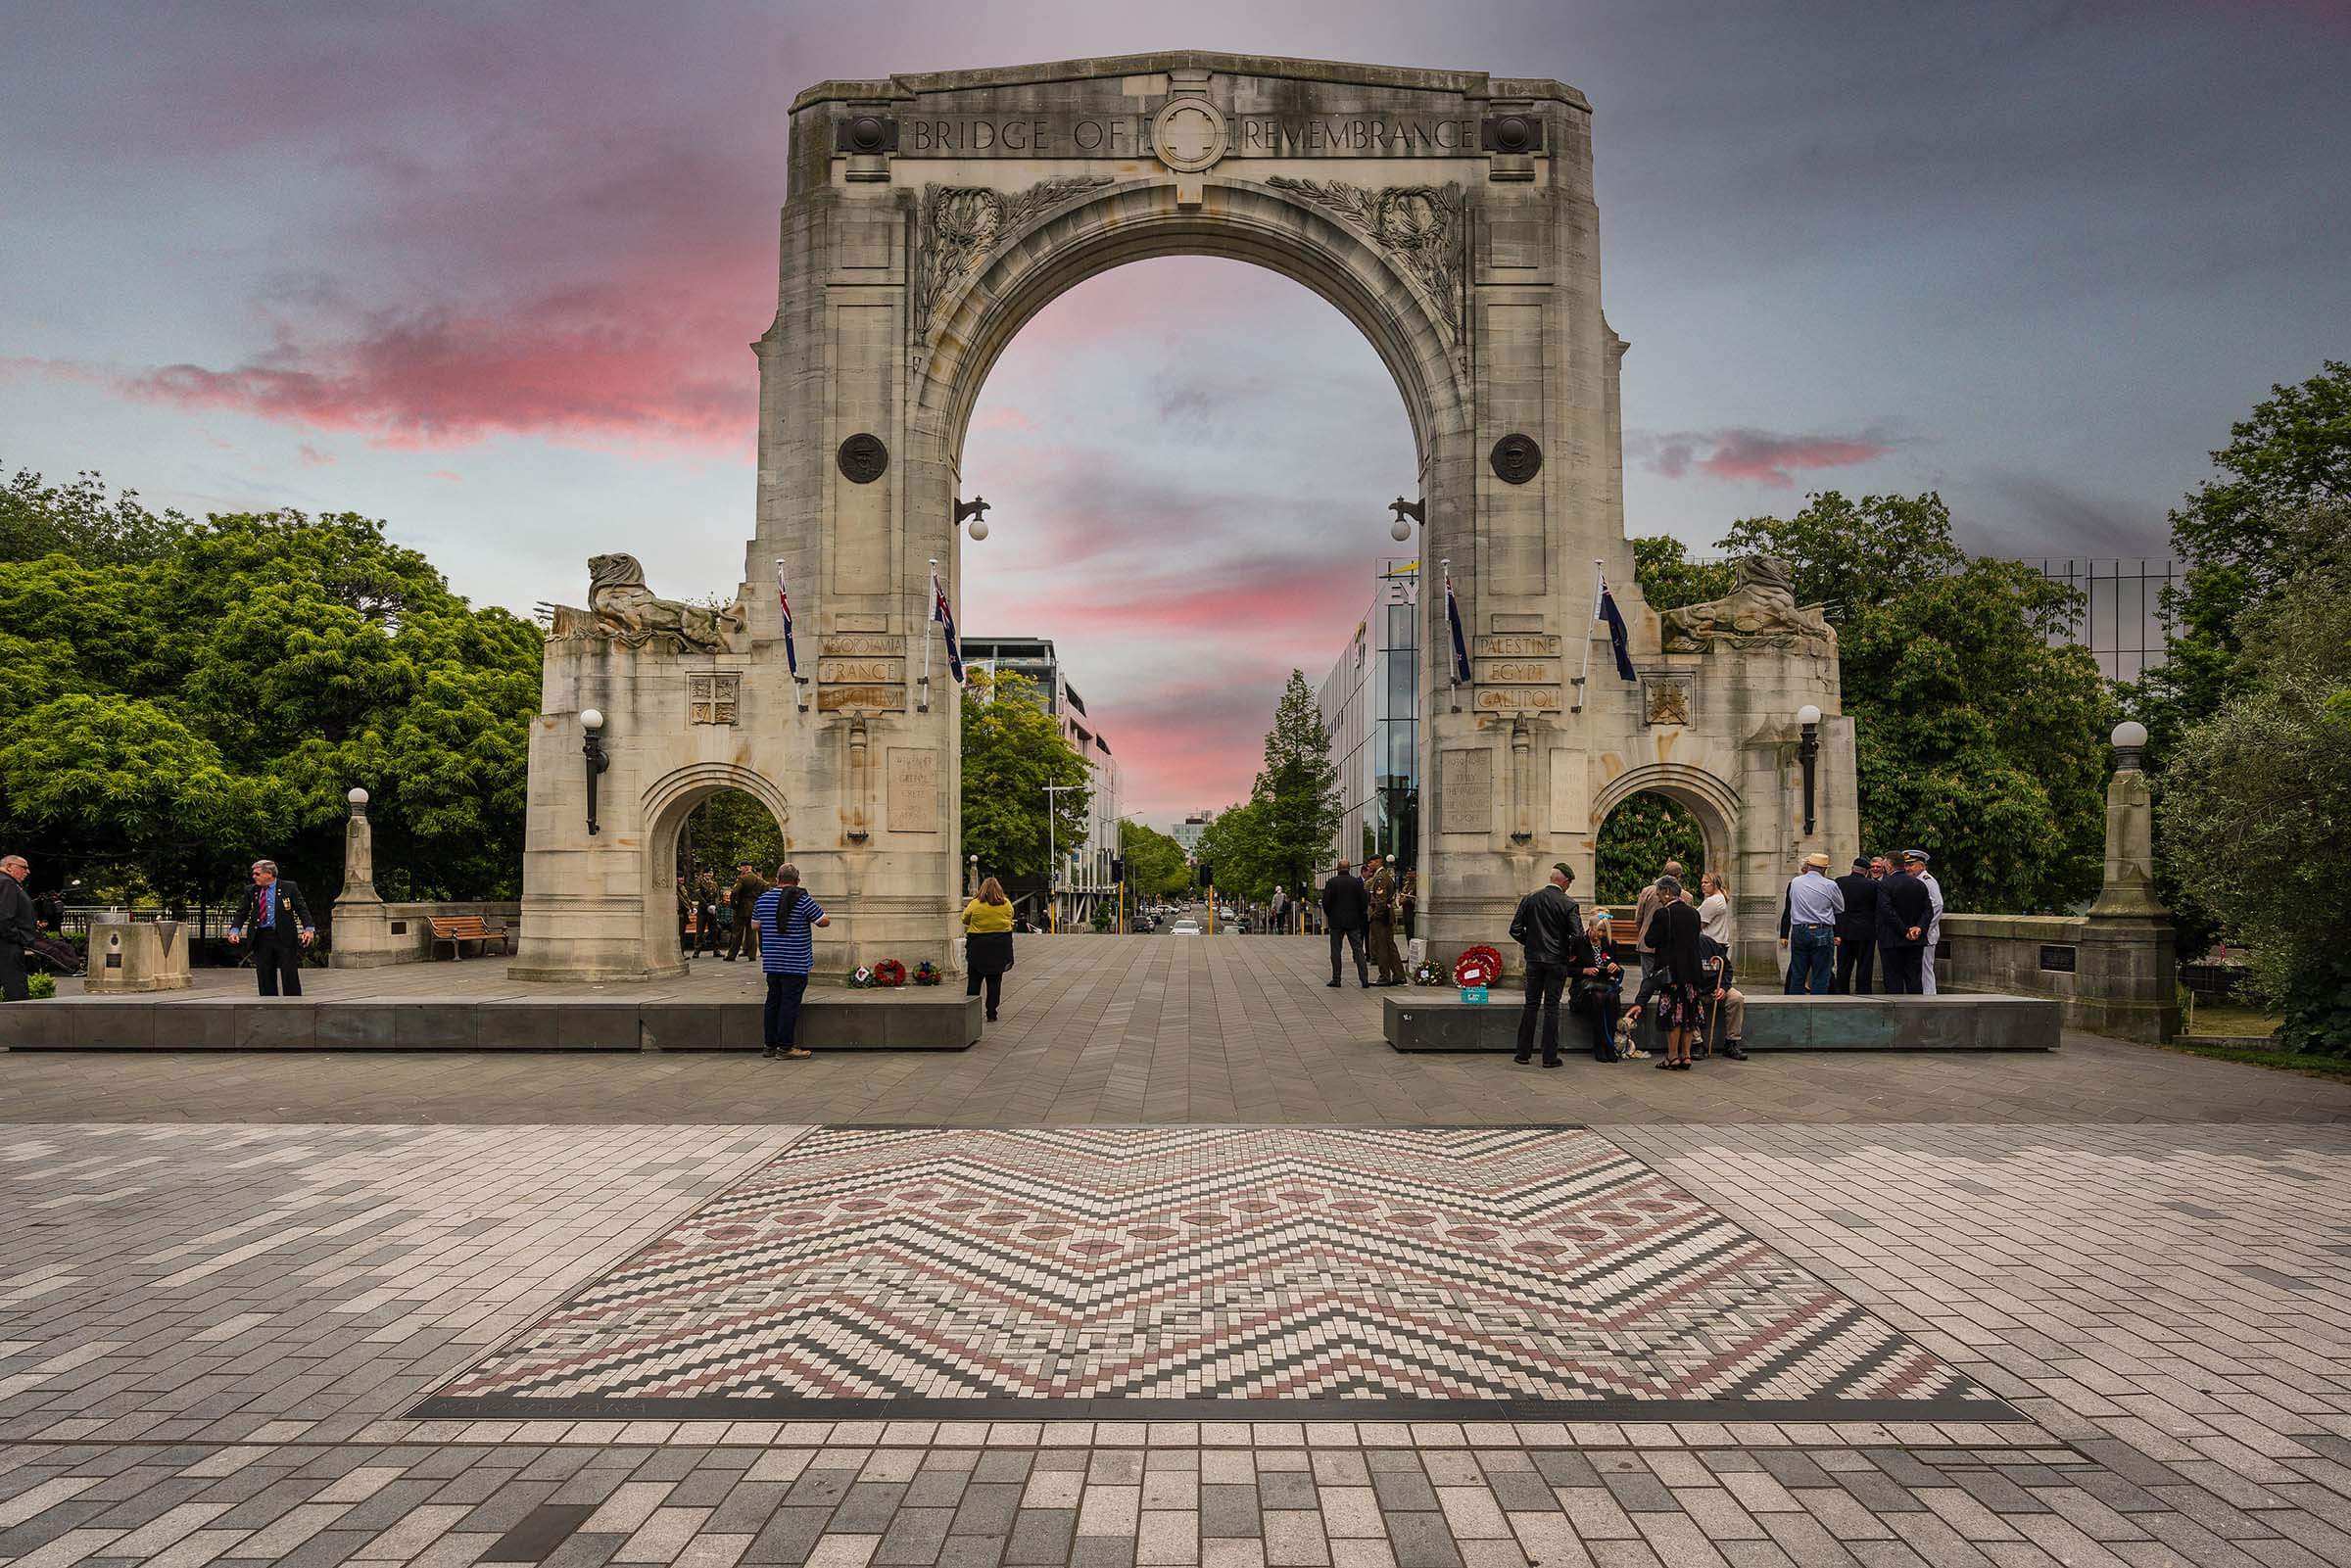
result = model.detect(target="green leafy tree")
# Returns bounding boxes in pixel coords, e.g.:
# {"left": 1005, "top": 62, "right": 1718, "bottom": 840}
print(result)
{"left": 681, "top": 792, "right": 786, "bottom": 882}
{"left": 1249, "top": 670, "right": 1344, "bottom": 902}
{"left": 1195, "top": 797, "right": 1276, "bottom": 903}
{"left": 1, "top": 462, "right": 190, "bottom": 565}
{"left": 1718, "top": 493, "right": 2110, "bottom": 910}
{"left": 1119, "top": 820, "right": 1191, "bottom": 899}
{"left": 959, "top": 668, "right": 1091, "bottom": 887}
{"left": 0, "top": 486, "right": 544, "bottom": 911}
{"left": 1594, "top": 793, "right": 1706, "bottom": 905}
{"left": 1629, "top": 536, "right": 1736, "bottom": 613}
{"left": 2159, "top": 499, "right": 2351, "bottom": 1053}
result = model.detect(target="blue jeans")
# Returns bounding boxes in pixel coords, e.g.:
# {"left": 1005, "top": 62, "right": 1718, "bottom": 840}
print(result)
{"left": 764, "top": 972, "right": 809, "bottom": 1050}
{"left": 1785, "top": 926, "right": 1835, "bottom": 995}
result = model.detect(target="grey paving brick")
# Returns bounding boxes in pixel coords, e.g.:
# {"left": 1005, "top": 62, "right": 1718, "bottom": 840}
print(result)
{"left": 950, "top": 1484, "right": 1024, "bottom": 1540}
{"left": 876, "top": 1506, "right": 956, "bottom": 1565}
{"left": 1384, "top": 1511, "right": 1465, "bottom": 1568}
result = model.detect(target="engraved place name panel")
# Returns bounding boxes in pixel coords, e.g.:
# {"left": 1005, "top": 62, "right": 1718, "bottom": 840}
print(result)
{"left": 817, "top": 685, "right": 909, "bottom": 713}
{"left": 1439, "top": 748, "right": 1495, "bottom": 833}
{"left": 1474, "top": 687, "right": 1562, "bottom": 713}
{"left": 1472, "top": 659, "right": 1560, "bottom": 686}
{"left": 816, "top": 658, "right": 905, "bottom": 686}
{"left": 891, "top": 111, "right": 1482, "bottom": 160}
{"left": 821, "top": 634, "right": 900, "bottom": 658}
{"left": 887, "top": 748, "right": 941, "bottom": 832}
{"left": 1473, "top": 634, "right": 1561, "bottom": 658}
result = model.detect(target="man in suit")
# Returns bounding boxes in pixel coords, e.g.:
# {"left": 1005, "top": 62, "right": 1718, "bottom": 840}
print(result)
{"left": 1509, "top": 863, "right": 1584, "bottom": 1068}
{"left": 1833, "top": 857, "right": 1881, "bottom": 994}
{"left": 1366, "top": 855, "right": 1406, "bottom": 985}
{"left": 227, "top": 859, "right": 315, "bottom": 997}
{"left": 0, "top": 855, "right": 38, "bottom": 1002}
{"left": 1631, "top": 859, "right": 1684, "bottom": 969}
{"left": 1874, "top": 851, "right": 1935, "bottom": 995}
{"left": 1320, "top": 861, "right": 1371, "bottom": 989}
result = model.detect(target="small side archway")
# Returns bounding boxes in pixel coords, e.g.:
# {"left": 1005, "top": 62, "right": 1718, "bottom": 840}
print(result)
{"left": 1591, "top": 763, "right": 1740, "bottom": 884}
{"left": 639, "top": 763, "right": 792, "bottom": 974}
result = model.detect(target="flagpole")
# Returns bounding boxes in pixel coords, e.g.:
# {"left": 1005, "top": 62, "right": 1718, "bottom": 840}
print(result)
{"left": 922, "top": 558, "right": 936, "bottom": 713}
{"left": 1573, "top": 559, "right": 1602, "bottom": 711}
{"left": 1441, "top": 558, "right": 1461, "bottom": 713}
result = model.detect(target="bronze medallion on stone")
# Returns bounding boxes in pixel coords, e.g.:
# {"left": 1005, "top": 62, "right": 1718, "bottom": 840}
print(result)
{"left": 1491, "top": 433, "right": 1543, "bottom": 484}
{"left": 837, "top": 433, "right": 888, "bottom": 484}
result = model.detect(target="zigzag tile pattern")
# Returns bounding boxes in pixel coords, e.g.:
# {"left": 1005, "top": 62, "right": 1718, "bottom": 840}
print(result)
{"left": 433, "top": 1126, "right": 1987, "bottom": 1407}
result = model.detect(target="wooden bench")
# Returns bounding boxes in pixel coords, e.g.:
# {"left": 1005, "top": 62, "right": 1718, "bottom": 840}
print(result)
{"left": 428, "top": 916, "right": 508, "bottom": 960}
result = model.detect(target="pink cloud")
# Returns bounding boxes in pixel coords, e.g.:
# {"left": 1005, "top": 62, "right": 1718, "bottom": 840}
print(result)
{"left": 1649, "top": 426, "right": 1895, "bottom": 487}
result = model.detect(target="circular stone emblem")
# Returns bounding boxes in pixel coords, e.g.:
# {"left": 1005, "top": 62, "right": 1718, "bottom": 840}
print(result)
{"left": 1491, "top": 434, "right": 1543, "bottom": 485}
{"left": 837, "top": 433, "right": 888, "bottom": 484}
{"left": 1150, "top": 98, "right": 1228, "bottom": 173}
{"left": 1490, "top": 114, "right": 1537, "bottom": 154}
{"left": 844, "top": 114, "right": 888, "bottom": 153}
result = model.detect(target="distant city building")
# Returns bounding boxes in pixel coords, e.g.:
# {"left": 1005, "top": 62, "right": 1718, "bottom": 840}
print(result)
{"left": 966, "top": 637, "right": 1121, "bottom": 928}
{"left": 1171, "top": 812, "right": 1216, "bottom": 858}
{"left": 1316, "top": 558, "right": 1419, "bottom": 875}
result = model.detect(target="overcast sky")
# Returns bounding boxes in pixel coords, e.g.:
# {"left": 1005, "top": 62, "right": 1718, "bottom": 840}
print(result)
{"left": 4, "top": 1, "right": 2344, "bottom": 824}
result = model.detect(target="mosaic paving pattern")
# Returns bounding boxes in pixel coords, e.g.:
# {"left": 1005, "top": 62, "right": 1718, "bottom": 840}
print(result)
{"left": 419, "top": 1126, "right": 2004, "bottom": 1418}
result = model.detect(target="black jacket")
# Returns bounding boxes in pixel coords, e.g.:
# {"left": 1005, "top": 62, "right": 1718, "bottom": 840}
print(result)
{"left": 229, "top": 878, "right": 314, "bottom": 944}
{"left": 1509, "top": 885, "right": 1582, "bottom": 968}
{"left": 1647, "top": 899, "right": 1705, "bottom": 987}
{"left": 1320, "top": 872, "right": 1368, "bottom": 933}
{"left": 0, "top": 877, "right": 36, "bottom": 946}
{"left": 1833, "top": 873, "right": 1880, "bottom": 943}
{"left": 1875, "top": 871, "right": 1933, "bottom": 949}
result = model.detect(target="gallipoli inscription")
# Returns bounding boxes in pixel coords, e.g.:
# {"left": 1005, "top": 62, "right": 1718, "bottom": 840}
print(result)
{"left": 1473, "top": 634, "right": 1560, "bottom": 658}
{"left": 816, "top": 685, "right": 908, "bottom": 713}
{"left": 887, "top": 748, "right": 940, "bottom": 832}
{"left": 1474, "top": 687, "right": 1562, "bottom": 713}
{"left": 891, "top": 111, "right": 1482, "bottom": 160}
{"left": 817, "top": 657, "right": 904, "bottom": 686}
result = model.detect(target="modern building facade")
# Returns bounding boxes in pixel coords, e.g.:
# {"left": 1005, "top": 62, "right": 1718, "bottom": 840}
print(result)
{"left": 965, "top": 637, "right": 1121, "bottom": 929}
{"left": 1171, "top": 813, "right": 1216, "bottom": 859}
{"left": 1316, "top": 558, "right": 1420, "bottom": 876}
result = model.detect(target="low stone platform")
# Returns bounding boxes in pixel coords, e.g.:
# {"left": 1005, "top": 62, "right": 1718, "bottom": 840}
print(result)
{"left": 1385, "top": 990, "right": 2061, "bottom": 1052}
{"left": 0, "top": 964, "right": 983, "bottom": 1051}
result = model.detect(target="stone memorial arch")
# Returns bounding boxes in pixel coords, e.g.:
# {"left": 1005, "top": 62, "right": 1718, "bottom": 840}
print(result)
{"left": 511, "top": 52, "right": 1857, "bottom": 982}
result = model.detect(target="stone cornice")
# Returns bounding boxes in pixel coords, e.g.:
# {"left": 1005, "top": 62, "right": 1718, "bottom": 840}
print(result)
{"left": 792, "top": 51, "right": 1588, "bottom": 115}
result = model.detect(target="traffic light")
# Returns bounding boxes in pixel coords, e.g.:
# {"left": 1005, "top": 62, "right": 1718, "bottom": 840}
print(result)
{"left": 1197, "top": 861, "right": 1213, "bottom": 887}
{"left": 1111, "top": 856, "right": 1126, "bottom": 883}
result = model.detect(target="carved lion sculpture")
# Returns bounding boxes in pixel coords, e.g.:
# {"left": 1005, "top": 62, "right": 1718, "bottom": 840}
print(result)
{"left": 552, "top": 552, "right": 744, "bottom": 653}
{"left": 1659, "top": 555, "right": 1836, "bottom": 652}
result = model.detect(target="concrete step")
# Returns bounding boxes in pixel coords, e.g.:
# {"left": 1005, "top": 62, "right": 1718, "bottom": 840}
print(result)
{"left": 1386, "top": 991, "right": 2060, "bottom": 1052}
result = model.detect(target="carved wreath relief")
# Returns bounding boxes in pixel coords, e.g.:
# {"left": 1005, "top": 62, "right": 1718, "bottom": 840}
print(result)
{"left": 1264, "top": 177, "right": 1463, "bottom": 361}
{"left": 916, "top": 175, "right": 1114, "bottom": 336}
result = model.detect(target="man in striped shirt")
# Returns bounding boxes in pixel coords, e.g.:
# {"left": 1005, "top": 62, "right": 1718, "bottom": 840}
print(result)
{"left": 754, "top": 863, "right": 830, "bottom": 1061}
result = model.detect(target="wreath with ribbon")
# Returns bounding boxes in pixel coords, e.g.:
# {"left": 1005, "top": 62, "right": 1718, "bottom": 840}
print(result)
{"left": 1454, "top": 945, "right": 1505, "bottom": 988}
{"left": 873, "top": 958, "right": 908, "bottom": 987}
{"left": 846, "top": 966, "right": 876, "bottom": 988}
{"left": 912, "top": 960, "right": 942, "bottom": 986}
{"left": 1411, "top": 960, "right": 1445, "bottom": 986}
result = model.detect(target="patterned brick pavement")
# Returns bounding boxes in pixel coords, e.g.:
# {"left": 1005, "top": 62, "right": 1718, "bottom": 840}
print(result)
{"left": 422, "top": 1127, "right": 1992, "bottom": 1418}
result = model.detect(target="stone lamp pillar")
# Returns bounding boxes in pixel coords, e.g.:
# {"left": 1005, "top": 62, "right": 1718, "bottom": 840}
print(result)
{"left": 328, "top": 786, "right": 404, "bottom": 969}
{"left": 2076, "top": 721, "right": 2181, "bottom": 1041}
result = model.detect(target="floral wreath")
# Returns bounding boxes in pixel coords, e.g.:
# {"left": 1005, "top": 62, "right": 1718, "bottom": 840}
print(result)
{"left": 873, "top": 958, "right": 908, "bottom": 987}
{"left": 846, "top": 965, "right": 877, "bottom": 988}
{"left": 911, "top": 960, "right": 942, "bottom": 986}
{"left": 1454, "top": 945, "right": 1505, "bottom": 988}
{"left": 1411, "top": 960, "right": 1445, "bottom": 986}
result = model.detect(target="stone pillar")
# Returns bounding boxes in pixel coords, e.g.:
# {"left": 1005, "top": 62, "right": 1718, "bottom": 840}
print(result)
{"left": 328, "top": 786, "right": 403, "bottom": 970}
{"left": 2075, "top": 722, "right": 2180, "bottom": 1041}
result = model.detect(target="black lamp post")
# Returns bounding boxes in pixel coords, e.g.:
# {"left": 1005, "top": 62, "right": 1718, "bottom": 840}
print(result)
{"left": 1797, "top": 704, "right": 1821, "bottom": 835}
{"left": 582, "top": 708, "right": 610, "bottom": 836}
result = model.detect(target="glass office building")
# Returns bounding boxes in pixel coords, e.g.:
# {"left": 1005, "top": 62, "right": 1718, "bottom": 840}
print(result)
{"left": 1315, "top": 558, "right": 1419, "bottom": 873}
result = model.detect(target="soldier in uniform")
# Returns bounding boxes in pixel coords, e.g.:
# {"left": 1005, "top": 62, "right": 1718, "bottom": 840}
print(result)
{"left": 1367, "top": 855, "right": 1406, "bottom": 986}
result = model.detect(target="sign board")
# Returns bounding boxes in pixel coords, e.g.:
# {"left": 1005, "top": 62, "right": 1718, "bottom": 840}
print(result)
{"left": 1472, "top": 634, "right": 1559, "bottom": 658}
{"left": 817, "top": 685, "right": 908, "bottom": 713}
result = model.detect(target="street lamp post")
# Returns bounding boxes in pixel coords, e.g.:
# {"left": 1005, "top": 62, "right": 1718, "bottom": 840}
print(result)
{"left": 581, "top": 709, "right": 609, "bottom": 836}
{"left": 1796, "top": 704, "right": 1821, "bottom": 836}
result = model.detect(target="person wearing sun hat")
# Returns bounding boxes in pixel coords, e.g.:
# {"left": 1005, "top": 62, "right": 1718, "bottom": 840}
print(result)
{"left": 1777, "top": 851, "right": 1844, "bottom": 996}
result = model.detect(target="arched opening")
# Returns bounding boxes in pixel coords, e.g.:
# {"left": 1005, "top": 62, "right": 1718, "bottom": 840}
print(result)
{"left": 639, "top": 765, "right": 792, "bottom": 974}
{"left": 953, "top": 254, "right": 1420, "bottom": 927}
{"left": 1595, "top": 791, "right": 1708, "bottom": 907}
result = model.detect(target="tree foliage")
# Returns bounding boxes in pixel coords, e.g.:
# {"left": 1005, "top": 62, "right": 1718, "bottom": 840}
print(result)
{"left": 1250, "top": 670, "right": 1344, "bottom": 900}
{"left": 1594, "top": 792, "right": 1705, "bottom": 906}
{"left": 0, "top": 483, "right": 543, "bottom": 912}
{"left": 1119, "top": 820, "right": 1192, "bottom": 899}
{"left": 1629, "top": 536, "right": 1735, "bottom": 613}
{"left": 684, "top": 791, "right": 786, "bottom": 880}
{"left": 2159, "top": 499, "right": 2351, "bottom": 1053}
{"left": 959, "top": 668, "right": 1091, "bottom": 888}
{"left": 1706, "top": 493, "right": 2110, "bottom": 911}
{"left": 1194, "top": 797, "right": 1275, "bottom": 902}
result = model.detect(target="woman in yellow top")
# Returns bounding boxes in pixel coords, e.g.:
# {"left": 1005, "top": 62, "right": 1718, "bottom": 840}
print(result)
{"left": 960, "top": 877, "right": 1016, "bottom": 1023}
